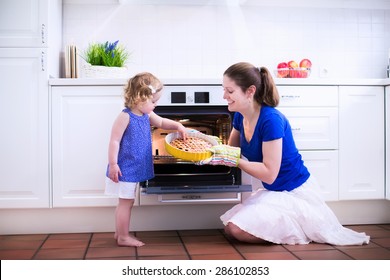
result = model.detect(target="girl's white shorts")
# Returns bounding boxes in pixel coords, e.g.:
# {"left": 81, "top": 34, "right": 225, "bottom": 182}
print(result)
{"left": 105, "top": 177, "right": 138, "bottom": 199}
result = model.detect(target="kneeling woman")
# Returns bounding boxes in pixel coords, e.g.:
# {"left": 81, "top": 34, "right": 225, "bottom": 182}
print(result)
{"left": 201, "top": 62, "right": 369, "bottom": 246}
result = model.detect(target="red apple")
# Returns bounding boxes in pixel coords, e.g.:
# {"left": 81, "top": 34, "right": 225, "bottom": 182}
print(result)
{"left": 300, "top": 69, "right": 309, "bottom": 78}
{"left": 277, "top": 62, "right": 289, "bottom": 78}
{"left": 299, "top": 58, "right": 312, "bottom": 69}
{"left": 287, "top": 60, "right": 299, "bottom": 68}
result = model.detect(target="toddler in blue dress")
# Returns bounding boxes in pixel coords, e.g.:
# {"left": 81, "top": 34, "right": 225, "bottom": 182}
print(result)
{"left": 105, "top": 72, "right": 187, "bottom": 247}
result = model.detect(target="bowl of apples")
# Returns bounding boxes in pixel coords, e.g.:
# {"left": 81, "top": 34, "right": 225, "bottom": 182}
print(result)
{"left": 275, "top": 59, "right": 311, "bottom": 78}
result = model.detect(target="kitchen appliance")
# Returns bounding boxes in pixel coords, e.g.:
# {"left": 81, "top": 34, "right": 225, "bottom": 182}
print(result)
{"left": 140, "top": 84, "right": 252, "bottom": 205}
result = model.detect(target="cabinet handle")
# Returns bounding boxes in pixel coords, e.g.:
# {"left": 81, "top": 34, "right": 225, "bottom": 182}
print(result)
{"left": 41, "top": 51, "right": 45, "bottom": 72}
{"left": 281, "top": 95, "right": 301, "bottom": 99}
{"left": 41, "top": 24, "right": 46, "bottom": 44}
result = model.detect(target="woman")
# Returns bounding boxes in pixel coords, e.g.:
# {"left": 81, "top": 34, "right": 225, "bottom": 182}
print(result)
{"left": 200, "top": 62, "right": 369, "bottom": 245}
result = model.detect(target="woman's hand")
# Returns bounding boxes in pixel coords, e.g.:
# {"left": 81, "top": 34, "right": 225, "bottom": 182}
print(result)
{"left": 197, "top": 145, "right": 241, "bottom": 167}
{"left": 108, "top": 163, "right": 122, "bottom": 183}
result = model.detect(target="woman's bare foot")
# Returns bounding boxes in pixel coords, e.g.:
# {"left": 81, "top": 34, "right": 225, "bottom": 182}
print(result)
{"left": 117, "top": 235, "right": 145, "bottom": 247}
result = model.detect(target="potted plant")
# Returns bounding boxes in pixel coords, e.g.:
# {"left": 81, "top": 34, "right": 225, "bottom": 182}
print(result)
{"left": 81, "top": 40, "right": 130, "bottom": 78}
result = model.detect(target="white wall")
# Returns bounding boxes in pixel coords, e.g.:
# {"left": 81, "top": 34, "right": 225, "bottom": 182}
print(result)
{"left": 63, "top": 0, "right": 390, "bottom": 79}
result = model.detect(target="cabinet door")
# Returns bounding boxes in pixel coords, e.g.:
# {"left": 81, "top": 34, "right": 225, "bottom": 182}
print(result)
{"left": 51, "top": 86, "right": 126, "bottom": 207}
{"left": 301, "top": 151, "right": 338, "bottom": 201}
{"left": 0, "top": 48, "right": 49, "bottom": 208}
{"left": 0, "top": 0, "right": 48, "bottom": 47}
{"left": 386, "top": 86, "right": 390, "bottom": 200}
{"left": 339, "top": 86, "right": 385, "bottom": 200}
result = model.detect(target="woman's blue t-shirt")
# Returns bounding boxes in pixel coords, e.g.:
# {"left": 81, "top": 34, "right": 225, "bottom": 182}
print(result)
{"left": 233, "top": 105, "right": 310, "bottom": 191}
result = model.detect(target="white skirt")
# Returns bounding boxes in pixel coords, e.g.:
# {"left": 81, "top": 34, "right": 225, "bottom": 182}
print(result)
{"left": 220, "top": 176, "right": 370, "bottom": 245}
{"left": 105, "top": 177, "right": 138, "bottom": 199}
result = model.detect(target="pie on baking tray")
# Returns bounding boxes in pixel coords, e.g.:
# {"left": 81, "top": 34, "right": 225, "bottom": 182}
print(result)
{"left": 170, "top": 136, "right": 213, "bottom": 152}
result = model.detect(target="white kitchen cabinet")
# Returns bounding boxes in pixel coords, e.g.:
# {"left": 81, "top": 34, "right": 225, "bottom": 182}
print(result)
{"left": 339, "top": 86, "right": 385, "bottom": 200}
{"left": 277, "top": 86, "right": 339, "bottom": 201}
{"left": 51, "top": 85, "right": 132, "bottom": 207}
{"left": 0, "top": 49, "right": 49, "bottom": 208}
{"left": 278, "top": 107, "right": 338, "bottom": 150}
{"left": 386, "top": 85, "right": 390, "bottom": 200}
{"left": 301, "top": 151, "right": 339, "bottom": 201}
{"left": 0, "top": 0, "right": 61, "bottom": 48}
{"left": 0, "top": 0, "right": 61, "bottom": 209}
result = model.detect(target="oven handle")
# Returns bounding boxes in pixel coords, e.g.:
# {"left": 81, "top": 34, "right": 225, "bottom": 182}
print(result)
{"left": 157, "top": 193, "right": 241, "bottom": 203}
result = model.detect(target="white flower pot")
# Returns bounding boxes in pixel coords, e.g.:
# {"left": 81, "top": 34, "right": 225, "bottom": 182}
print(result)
{"left": 81, "top": 63, "right": 129, "bottom": 78}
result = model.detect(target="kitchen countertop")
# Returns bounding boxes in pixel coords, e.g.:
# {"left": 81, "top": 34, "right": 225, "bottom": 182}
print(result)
{"left": 49, "top": 78, "right": 390, "bottom": 86}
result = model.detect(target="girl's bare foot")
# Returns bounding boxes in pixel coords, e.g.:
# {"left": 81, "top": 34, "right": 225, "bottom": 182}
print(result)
{"left": 117, "top": 235, "right": 145, "bottom": 247}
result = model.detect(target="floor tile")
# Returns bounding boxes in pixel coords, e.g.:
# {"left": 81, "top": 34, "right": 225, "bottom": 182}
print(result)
{"left": 46, "top": 233, "right": 91, "bottom": 240}
{"left": 234, "top": 243, "right": 288, "bottom": 254}
{"left": 371, "top": 237, "right": 390, "bottom": 248}
{"left": 185, "top": 243, "right": 238, "bottom": 255}
{"left": 90, "top": 232, "right": 115, "bottom": 239}
{"left": 0, "top": 249, "right": 37, "bottom": 260}
{"left": 137, "top": 244, "right": 187, "bottom": 257}
{"left": 88, "top": 256, "right": 137, "bottom": 260}
{"left": 337, "top": 247, "right": 390, "bottom": 260}
{"left": 293, "top": 249, "right": 352, "bottom": 260}
{"left": 181, "top": 234, "right": 229, "bottom": 244}
{"left": 85, "top": 246, "right": 136, "bottom": 259}
{"left": 0, "top": 234, "right": 48, "bottom": 241}
{"left": 89, "top": 237, "right": 117, "bottom": 248}
{"left": 1, "top": 224, "right": 389, "bottom": 260}
{"left": 136, "top": 231, "right": 178, "bottom": 237}
{"left": 0, "top": 239, "right": 44, "bottom": 250}
{"left": 378, "top": 224, "right": 390, "bottom": 230}
{"left": 334, "top": 242, "right": 379, "bottom": 250}
{"left": 41, "top": 239, "right": 89, "bottom": 249}
{"left": 243, "top": 251, "right": 298, "bottom": 260}
{"left": 283, "top": 243, "right": 335, "bottom": 252}
{"left": 178, "top": 229, "right": 221, "bottom": 236}
{"left": 138, "top": 255, "right": 190, "bottom": 260}
{"left": 139, "top": 236, "right": 183, "bottom": 245}
{"left": 191, "top": 253, "right": 244, "bottom": 260}
{"left": 34, "top": 248, "right": 87, "bottom": 260}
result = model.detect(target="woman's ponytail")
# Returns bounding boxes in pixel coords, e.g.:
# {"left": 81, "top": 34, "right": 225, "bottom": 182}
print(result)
{"left": 257, "top": 67, "right": 279, "bottom": 107}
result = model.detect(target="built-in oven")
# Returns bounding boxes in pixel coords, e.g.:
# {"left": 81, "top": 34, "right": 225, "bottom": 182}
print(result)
{"left": 140, "top": 84, "right": 252, "bottom": 205}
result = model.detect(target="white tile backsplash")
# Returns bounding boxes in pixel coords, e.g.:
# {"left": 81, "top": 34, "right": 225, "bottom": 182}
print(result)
{"left": 63, "top": 0, "right": 390, "bottom": 79}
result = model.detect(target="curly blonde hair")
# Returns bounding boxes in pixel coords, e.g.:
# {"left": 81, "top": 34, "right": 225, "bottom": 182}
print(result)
{"left": 123, "top": 72, "right": 163, "bottom": 108}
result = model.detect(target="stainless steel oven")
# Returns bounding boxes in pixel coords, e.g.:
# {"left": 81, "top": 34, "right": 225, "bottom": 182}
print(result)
{"left": 139, "top": 84, "right": 252, "bottom": 205}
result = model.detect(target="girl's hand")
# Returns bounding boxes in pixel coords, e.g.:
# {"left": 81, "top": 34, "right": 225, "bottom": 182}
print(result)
{"left": 177, "top": 123, "right": 188, "bottom": 141}
{"left": 108, "top": 163, "right": 122, "bottom": 183}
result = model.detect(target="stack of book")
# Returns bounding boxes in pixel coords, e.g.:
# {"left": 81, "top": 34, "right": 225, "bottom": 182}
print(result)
{"left": 65, "top": 45, "right": 78, "bottom": 78}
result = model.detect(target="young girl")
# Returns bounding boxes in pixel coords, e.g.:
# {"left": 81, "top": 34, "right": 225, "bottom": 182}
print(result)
{"left": 200, "top": 62, "right": 369, "bottom": 245}
{"left": 105, "top": 72, "right": 187, "bottom": 247}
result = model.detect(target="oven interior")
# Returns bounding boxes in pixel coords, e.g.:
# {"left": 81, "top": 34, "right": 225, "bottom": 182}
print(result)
{"left": 144, "top": 106, "right": 252, "bottom": 194}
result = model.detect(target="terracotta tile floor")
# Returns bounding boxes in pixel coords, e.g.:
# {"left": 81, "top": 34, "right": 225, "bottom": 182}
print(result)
{"left": 1, "top": 224, "right": 389, "bottom": 260}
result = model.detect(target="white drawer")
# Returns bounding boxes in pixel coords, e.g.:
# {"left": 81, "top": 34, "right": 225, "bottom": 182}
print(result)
{"left": 278, "top": 107, "right": 338, "bottom": 150}
{"left": 278, "top": 86, "right": 338, "bottom": 107}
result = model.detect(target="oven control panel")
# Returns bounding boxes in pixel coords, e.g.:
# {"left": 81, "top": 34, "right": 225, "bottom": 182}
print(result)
{"left": 158, "top": 85, "right": 226, "bottom": 106}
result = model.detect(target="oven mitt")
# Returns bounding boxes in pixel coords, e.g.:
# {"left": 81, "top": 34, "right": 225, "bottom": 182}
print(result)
{"left": 209, "top": 136, "right": 222, "bottom": 144}
{"left": 198, "top": 145, "right": 241, "bottom": 167}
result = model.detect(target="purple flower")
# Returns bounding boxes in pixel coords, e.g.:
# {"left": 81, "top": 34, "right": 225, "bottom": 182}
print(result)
{"left": 104, "top": 40, "right": 119, "bottom": 54}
